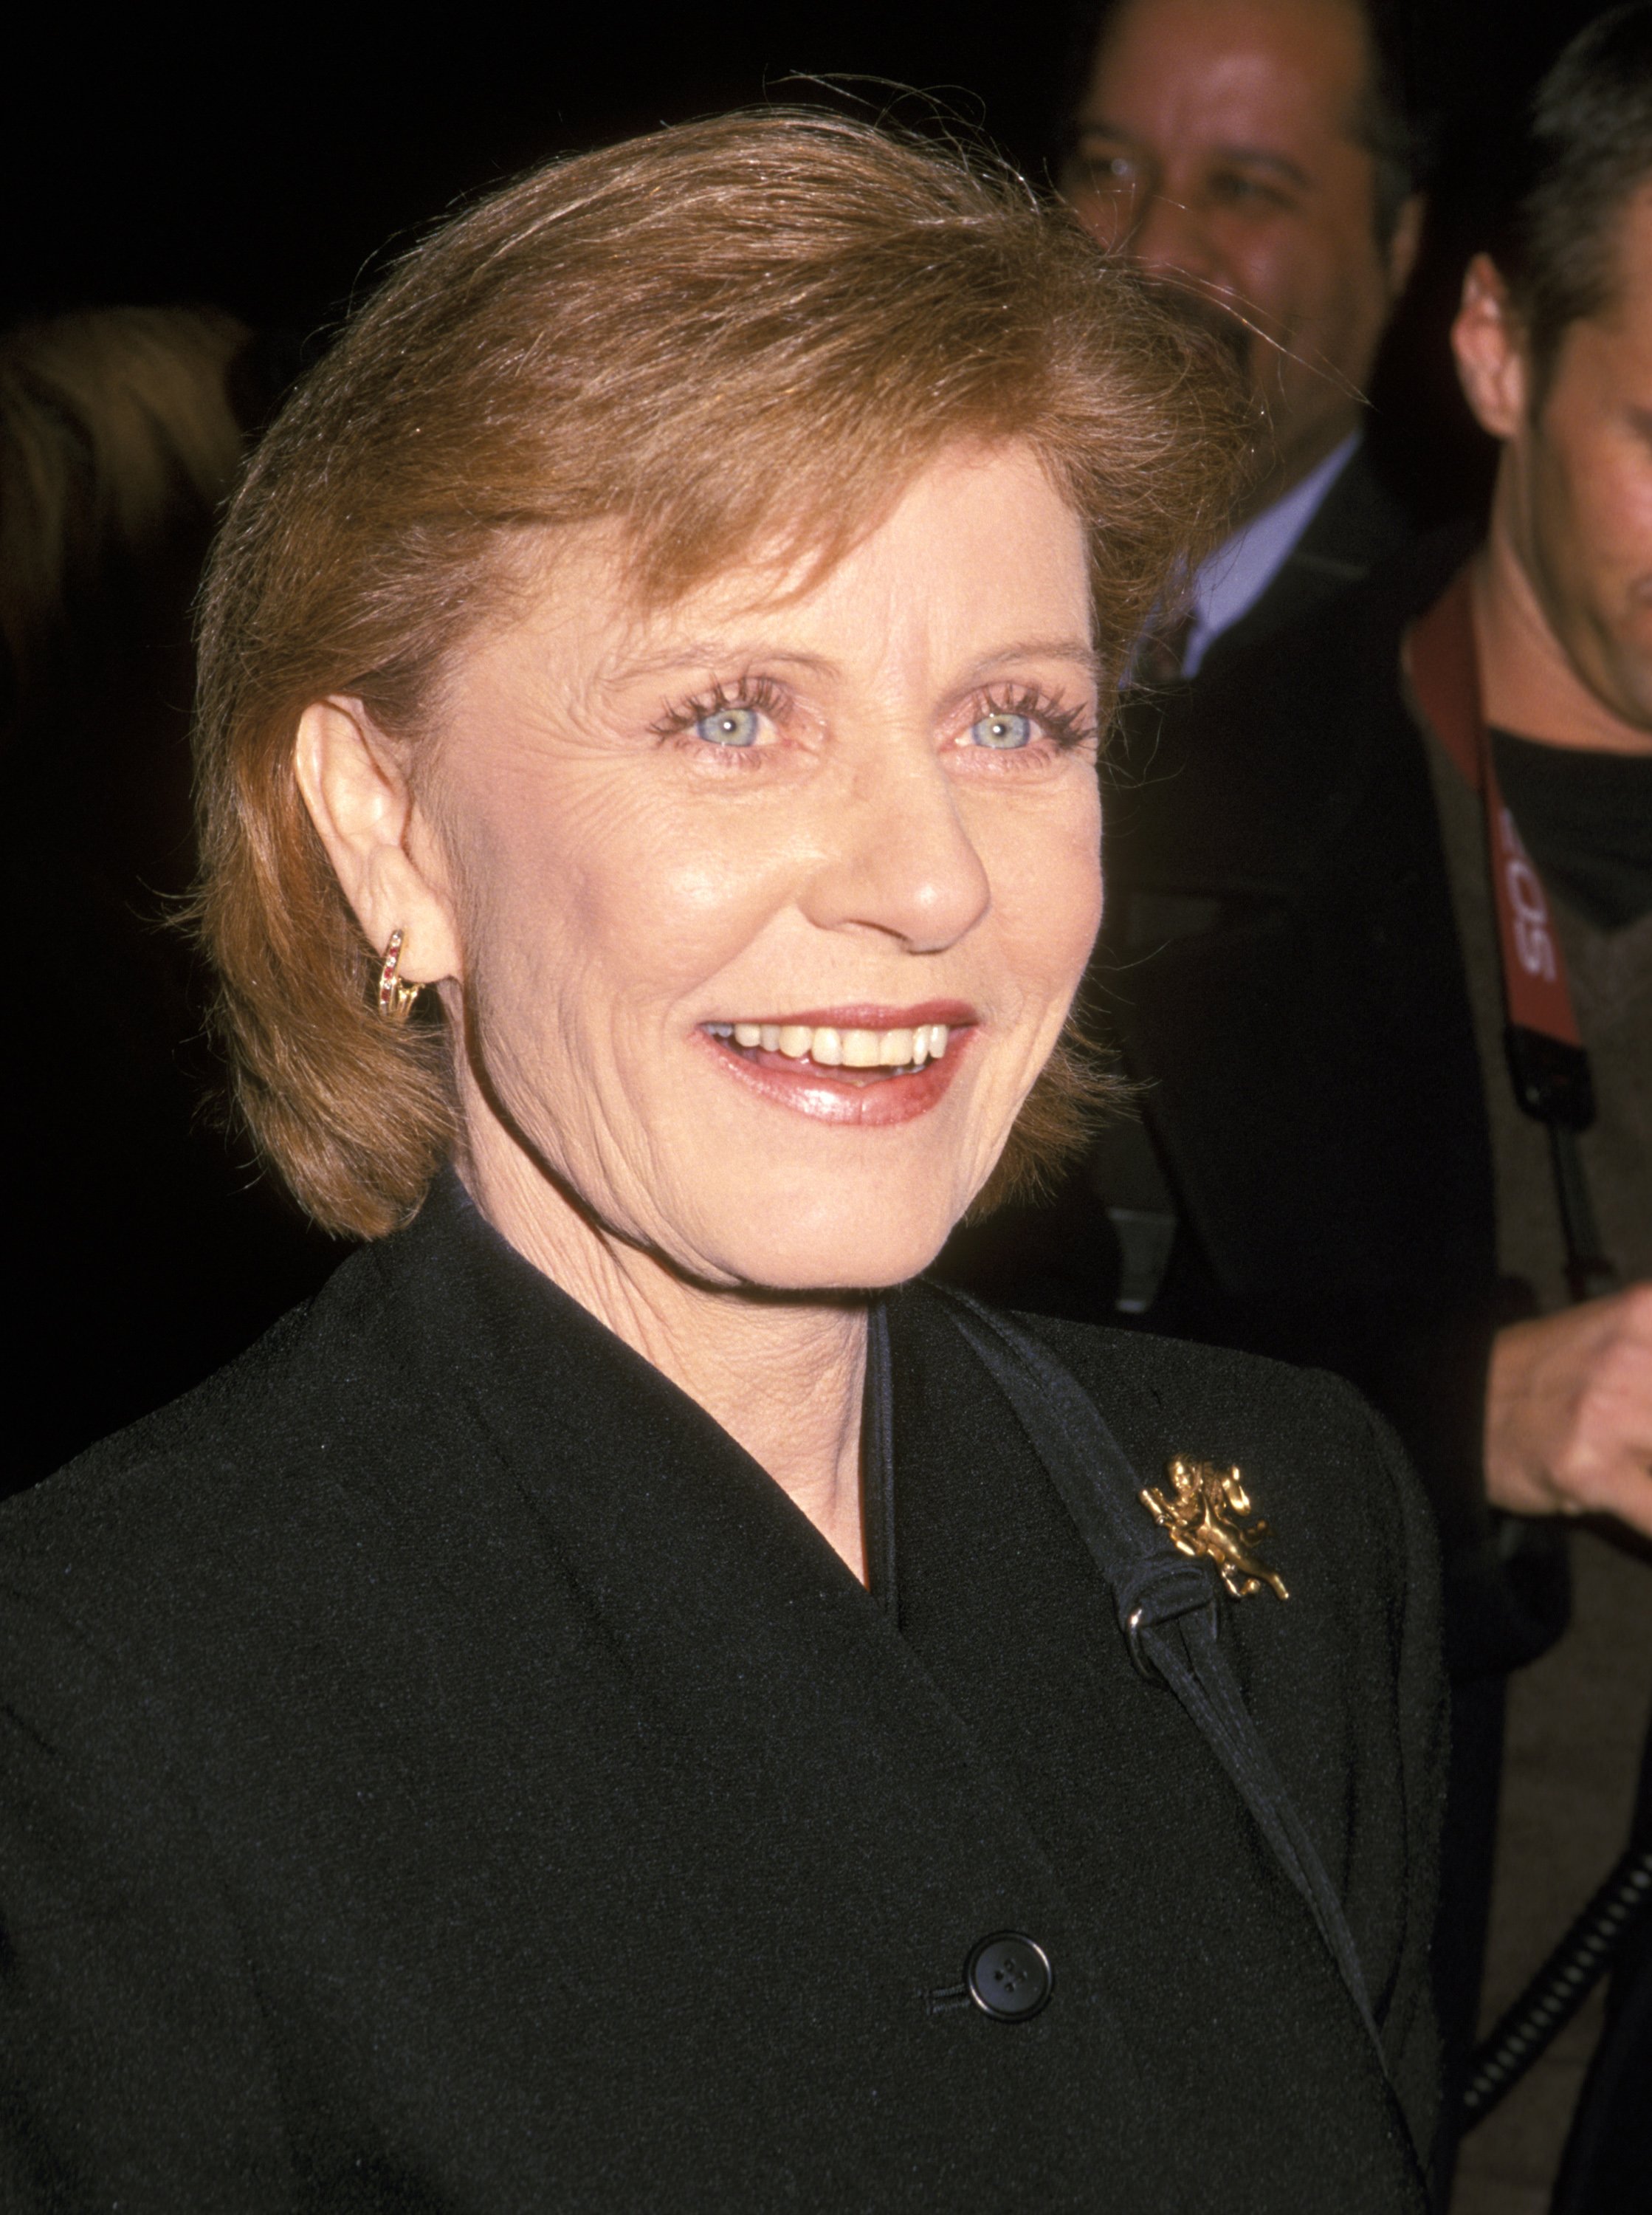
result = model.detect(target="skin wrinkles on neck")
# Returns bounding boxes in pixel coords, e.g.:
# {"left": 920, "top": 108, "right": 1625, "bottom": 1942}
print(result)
{"left": 461, "top": 1139, "right": 872, "bottom": 1581}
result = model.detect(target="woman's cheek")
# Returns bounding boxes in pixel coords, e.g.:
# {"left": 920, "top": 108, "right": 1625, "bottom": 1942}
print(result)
{"left": 1001, "top": 796, "right": 1103, "bottom": 995}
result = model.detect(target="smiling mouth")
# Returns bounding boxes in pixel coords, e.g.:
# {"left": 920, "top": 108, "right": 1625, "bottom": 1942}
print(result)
{"left": 695, "top": 1006, "right": 977, "bottom": 1123}
{"left": 703, "top": 1019, "right": 952, "bottom": 1082}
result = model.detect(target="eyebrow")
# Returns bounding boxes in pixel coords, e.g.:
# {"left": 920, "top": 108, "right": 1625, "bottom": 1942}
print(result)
{"left": 600, "top": 636, "right": 1101, "bottom": 688}
{"left": 966, "top": 637, "right": 1102, "bottom": 683}
{"left": 1071, "top": 122, "right": 1313, "bottom": 193}
{"left": 596, "top": 642, "right": 836, "bottom": 688}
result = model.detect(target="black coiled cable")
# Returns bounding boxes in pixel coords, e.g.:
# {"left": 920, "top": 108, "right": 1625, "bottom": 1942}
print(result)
{"left": 1462, "top": 1843, "right": 1652, "bottom": 2125}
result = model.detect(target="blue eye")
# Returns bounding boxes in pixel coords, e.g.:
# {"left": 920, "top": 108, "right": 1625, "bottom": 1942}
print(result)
{"left": 694, "top": 705, "right": 760, "bottom": 746}
{"left": 970, "top": 710, "right": 1034, "bottom": 750}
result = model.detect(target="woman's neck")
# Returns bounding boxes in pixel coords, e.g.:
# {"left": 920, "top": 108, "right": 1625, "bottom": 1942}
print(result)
{"left": 460, "top": 1143, "right": 870, "bottom": 1582}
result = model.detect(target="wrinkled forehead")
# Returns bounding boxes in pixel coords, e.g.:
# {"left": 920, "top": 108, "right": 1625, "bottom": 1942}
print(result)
{"left": 463, "top": 442, "right": 1098, "bottom": 710}
{"left": 500, "top": 434, "right": 1090, "bottom": 638}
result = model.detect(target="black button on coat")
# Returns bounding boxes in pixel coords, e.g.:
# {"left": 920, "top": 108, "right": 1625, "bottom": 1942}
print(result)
{"left": 0, "top": 1178, "right": 1443, "bottom": 2211}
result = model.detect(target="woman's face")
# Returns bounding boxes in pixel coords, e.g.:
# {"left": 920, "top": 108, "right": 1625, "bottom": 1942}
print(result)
{"left": 421, "top": 440, "right": 1103, "bottom": 1291}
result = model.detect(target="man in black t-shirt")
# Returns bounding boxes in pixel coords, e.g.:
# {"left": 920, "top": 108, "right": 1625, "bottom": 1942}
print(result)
{"left": 1440, "top": 149, "right": 1652, "bottom": 1542}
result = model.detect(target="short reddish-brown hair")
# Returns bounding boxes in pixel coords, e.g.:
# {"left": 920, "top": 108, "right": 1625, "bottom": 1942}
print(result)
{"left": 195, "top": 110, "right": 1247, "bottom": 1239}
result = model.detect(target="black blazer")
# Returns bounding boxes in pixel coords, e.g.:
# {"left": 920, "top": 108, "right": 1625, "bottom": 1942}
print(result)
{"left": 0, "top": 1177, "right": 1442, "bottom": 2211}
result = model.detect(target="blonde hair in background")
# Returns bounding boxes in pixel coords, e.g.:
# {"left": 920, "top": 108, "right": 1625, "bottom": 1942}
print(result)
{"left": 0, "top": 306, "right": 249, "bottom": 724}
{"left": 193, "top": 109, "right": 1253, "bottom": 1241}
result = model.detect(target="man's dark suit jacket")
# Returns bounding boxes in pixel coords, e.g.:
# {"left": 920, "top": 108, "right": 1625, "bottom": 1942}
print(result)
{"left": 1194, "top": 441, "right": 1414, "bottom": 682}
{"left": 0, "top": 1177, "right": 1441, "bottom": 2211}
{"left": 941, "top": 532, "right": 1556, "bottom": 1684}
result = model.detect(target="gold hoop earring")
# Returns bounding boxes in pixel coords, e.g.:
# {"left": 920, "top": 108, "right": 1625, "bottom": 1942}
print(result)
{"left": 376, "top": 929, "right": 423, "bottom": 1025}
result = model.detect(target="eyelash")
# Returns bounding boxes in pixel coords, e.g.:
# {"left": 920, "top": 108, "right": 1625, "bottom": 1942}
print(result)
{"left": 650, "top": 676, "right": 1095, "bottom": 754}
{"left": 650, "top": 675, "right": 790, "bottom": 743}
{"left": 974, "top": 683, "right": 1095, "bottom": 754}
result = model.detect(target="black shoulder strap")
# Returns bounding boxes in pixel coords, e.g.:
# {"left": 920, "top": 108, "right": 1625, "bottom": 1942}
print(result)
{"left": 935, "top": 1285, "right": 1386, "bottom": 2070}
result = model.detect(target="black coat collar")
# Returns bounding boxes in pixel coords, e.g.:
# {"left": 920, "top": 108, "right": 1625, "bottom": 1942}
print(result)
{"left": 376, "top": 1172, "right": 889, "bottom": 1652}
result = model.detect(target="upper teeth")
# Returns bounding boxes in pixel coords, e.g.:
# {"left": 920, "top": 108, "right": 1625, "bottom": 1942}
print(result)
{"left": 708, "top": 1021, "right": 951, "bottom": 1067}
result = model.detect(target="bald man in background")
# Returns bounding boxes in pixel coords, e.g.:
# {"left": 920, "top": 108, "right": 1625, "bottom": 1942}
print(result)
{"left": 1061, "top": 0, "right": 1425, "bottom": 676}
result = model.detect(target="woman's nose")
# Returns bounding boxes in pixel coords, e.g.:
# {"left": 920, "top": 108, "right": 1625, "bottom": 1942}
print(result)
{"left": 799, "top": 746, "right": 991, "bottom": 954}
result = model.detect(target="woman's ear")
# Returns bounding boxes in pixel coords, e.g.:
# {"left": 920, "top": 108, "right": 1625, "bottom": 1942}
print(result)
{"left": 1451, "top": 253, "right": 1531, "bottom": 442}
{"left": 294, "top": 698, "right": 461, "bottom": 986}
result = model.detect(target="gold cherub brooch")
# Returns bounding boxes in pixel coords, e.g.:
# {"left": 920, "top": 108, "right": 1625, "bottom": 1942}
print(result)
{"left": 1140, "top": 1457, "right": 1290, "bottom": 1602}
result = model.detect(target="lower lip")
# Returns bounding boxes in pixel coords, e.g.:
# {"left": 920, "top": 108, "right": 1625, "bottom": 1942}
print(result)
{"left": 696, "top": 1028, "right": 975, "bottom": 1126}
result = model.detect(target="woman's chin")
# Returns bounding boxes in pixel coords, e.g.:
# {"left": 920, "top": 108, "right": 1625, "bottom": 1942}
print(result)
{"left": 687, "top": 1201, "right": 969, "bottom": 1298}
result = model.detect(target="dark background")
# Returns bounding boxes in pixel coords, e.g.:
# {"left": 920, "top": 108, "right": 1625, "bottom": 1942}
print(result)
{"left": 0, "top": 0, "right": 1629, "bottom": 519}
{"left": 0, "top": 4, "right": 1622, "bottom": 343}
{"left": 0, "top": 2, "right": 1627, "bottom": 509}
